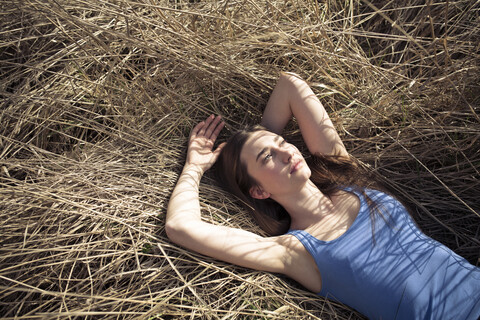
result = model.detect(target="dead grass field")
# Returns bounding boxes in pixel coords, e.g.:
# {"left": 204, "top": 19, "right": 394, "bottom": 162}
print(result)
{"left": 1, "top": 0, "right": 479, "bottom": 319}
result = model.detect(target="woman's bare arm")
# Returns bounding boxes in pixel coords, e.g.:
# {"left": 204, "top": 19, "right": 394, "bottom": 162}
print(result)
{"left": 166, "top": 115, "right": 323, "bottom": 293}
{"left": 261, "top": 73, "right": 348, "bottom": 157}
{"left": 166, "top": 116, "right": 290, "bottom": 276}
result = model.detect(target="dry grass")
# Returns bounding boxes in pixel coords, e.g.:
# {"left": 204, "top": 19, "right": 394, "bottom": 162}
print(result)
{"left": 1, "top": 0, "right": 479, "bottom": 319}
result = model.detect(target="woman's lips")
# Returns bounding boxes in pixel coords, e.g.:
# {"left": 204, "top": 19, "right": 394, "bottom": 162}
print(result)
{"left": 290, "top": 159, "right": 302, "bottom": 173}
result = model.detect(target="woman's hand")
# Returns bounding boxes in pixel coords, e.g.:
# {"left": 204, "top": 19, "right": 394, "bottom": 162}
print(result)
{"left": 185, "top": 115, "right": 226, "bottom": 174}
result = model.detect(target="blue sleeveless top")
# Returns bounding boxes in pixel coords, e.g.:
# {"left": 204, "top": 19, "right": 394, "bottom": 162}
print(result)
{"left": 287, "top": 188, "right": 480, "bottom": 320}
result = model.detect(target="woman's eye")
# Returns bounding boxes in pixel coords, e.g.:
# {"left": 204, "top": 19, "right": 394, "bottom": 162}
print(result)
{"left": 280, "top": 140, "right": 286, "bottom": 146}
{"left": 264, "top": 153, "right": 272, "bottom": 162}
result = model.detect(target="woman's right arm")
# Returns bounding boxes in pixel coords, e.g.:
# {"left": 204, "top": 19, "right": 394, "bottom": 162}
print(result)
{"left": 166, "top": 116, "right": 290, "bottom": 276}
{"left": 166, "top": 115, "right": 323, "bottom": 293}
{"left": 261, "top": 72, "right": 348, "bottom": 157}
{"left": 166, "top": 163, "right": 287, "bottom": 273}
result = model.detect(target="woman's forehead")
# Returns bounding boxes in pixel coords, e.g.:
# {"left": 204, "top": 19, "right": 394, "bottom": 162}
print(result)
{"left": 240, "top": 130, "right": 278, "bottom": 161}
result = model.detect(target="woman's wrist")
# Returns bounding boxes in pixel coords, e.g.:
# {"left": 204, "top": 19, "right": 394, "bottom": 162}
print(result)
{"left": 182, "top": 163, "right": 206, "bottom": 179}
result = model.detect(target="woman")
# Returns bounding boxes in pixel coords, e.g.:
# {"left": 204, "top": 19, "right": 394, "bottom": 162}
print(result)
{"left": 166, "top": 73, "right": 480, "bottom": 319}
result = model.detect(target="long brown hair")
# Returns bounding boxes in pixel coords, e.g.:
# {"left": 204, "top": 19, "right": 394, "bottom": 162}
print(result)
{"left": 215, "top": 125, "right": 386, "bottom": 236}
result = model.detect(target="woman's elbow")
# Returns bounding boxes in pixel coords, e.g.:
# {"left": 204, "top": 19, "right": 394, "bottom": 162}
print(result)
{"left": 165, "top": 220, "right": 184, "bottom": 244}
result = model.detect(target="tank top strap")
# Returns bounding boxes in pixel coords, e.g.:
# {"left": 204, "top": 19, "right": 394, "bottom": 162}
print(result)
{"left": 342, "top": 186, "right": 365, "bottom": 201}
{"left": 286, "top": 229, "right": 320, "bottom": 257}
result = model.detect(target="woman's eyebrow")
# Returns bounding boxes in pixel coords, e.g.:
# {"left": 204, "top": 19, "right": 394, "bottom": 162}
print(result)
{"left": 256, "top": 148, "right": 267, "bottom": 162}
{"left": 255, "top": 135, "right": 281, "bottom": 162}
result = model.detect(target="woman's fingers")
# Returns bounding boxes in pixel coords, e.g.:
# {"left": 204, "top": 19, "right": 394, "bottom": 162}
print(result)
{"left": 213, "top": 142, "right": 227, "bottom": 157}
{"left": 211, "top": 119, "right": 224, "bottom": 141}
{"left": 198, "top": 114, "right": 214, "bottom": 136}
{"left": 205, "top": 115, "right": 223, "bottom": 140}
{"left": 186, "top": 116, "right": 225, "bottom": 171}
{"left": 192, "top": 115, "right": 223, "bottom": 141}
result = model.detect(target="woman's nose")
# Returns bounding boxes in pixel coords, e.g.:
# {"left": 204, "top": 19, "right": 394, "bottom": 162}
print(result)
{"left": 280, "top": 147, "right": 293, "bottom": 163}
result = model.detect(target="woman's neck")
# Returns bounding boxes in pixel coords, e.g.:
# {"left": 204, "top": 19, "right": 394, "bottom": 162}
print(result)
{"left": 272, "top": 180, "right": 334, "bottom": 230}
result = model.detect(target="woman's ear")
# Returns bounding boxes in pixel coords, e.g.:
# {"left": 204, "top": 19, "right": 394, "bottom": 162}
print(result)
{"left": 249, "top": 185, "right": 271, "bottom": 199}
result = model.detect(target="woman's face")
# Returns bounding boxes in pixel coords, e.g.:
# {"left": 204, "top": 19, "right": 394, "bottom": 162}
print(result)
{"left": 240, "top": 130, "right": 311, "bottom": 198}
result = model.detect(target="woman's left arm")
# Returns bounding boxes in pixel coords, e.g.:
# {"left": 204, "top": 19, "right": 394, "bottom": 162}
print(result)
{"left": 261, "top": 72, "right": 348, "bottom": 157}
